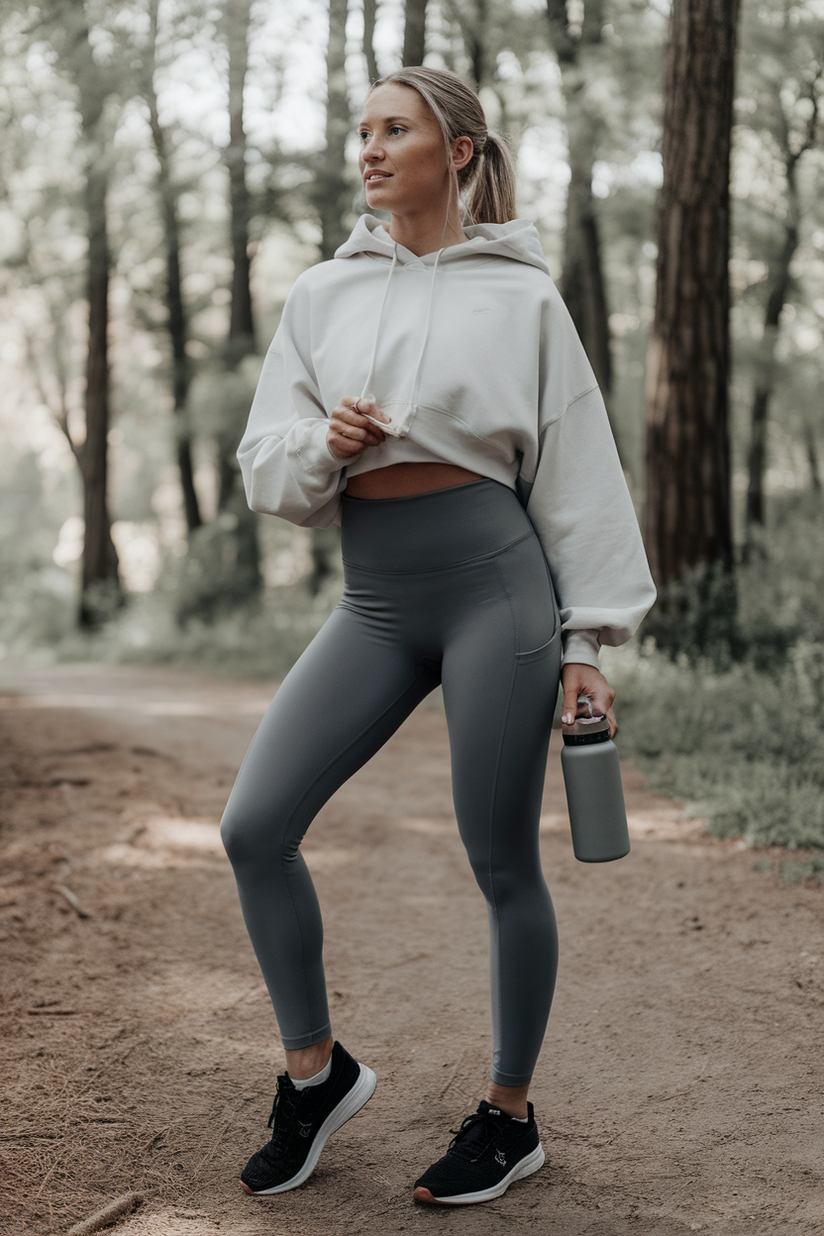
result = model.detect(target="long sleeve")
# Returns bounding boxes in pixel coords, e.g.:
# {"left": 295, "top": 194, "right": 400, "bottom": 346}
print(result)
{"left": 526, "top": 385, "right": 657, "bottom": 669}
{"left": 237, "top": 279, "right": 348, "bottom": 528}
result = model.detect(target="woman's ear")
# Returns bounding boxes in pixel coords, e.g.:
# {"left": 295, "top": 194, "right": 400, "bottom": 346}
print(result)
{"left": 451, "top": 136, "right": 474, "bottom": 173}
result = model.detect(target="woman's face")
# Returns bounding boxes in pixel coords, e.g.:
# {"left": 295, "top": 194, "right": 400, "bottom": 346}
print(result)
{"left": 358, "top": 83, "right": 468, "bottom": 216}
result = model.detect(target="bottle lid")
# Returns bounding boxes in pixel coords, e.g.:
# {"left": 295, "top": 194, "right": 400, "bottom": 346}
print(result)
{"left": 561, "top": 713, "right": 611, "bottom": 746}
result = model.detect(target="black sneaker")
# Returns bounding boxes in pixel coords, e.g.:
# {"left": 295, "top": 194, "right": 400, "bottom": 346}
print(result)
{"left": 240, "top": 1040, "right": 376, "bottom": 1195}
{"left": 413, "top": 1100, "right": 545, "bottom": 1205}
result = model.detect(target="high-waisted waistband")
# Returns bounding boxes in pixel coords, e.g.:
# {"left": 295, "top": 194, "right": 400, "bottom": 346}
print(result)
{"left": 340, "top": 478, "right": 534, "bottom": 573}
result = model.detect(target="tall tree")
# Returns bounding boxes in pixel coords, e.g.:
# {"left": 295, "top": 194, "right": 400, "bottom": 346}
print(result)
{"left": 223, "top": 0, "right": 256, "bottom": 379}
{"left": 141, "top": 0, "right": 202, "bottom": 535}
{"left": 545, "top": 0, "right": 613, "bottom": 403}
{"left": 363, "top": 0, "right": 380, "bottom": 82}
{"left": 315, "top": 0, "right": 351, "bottom": 262}
{"left": 307, "top": 0, "right": 352, "bottom": 592}
{"left": 403, "top": 0, "right": 428, "bottom": 67}
{"left": 54, "top": 1, "right": 121, "bottom": 625}
{"left": 644, "top": 0, "right": 740, "bottom": 600}
{"left": 742, "top": 11, "right": 823, "bottom": 550}
{"left": 213, "top": 0, "right": 261, "bottom": 602}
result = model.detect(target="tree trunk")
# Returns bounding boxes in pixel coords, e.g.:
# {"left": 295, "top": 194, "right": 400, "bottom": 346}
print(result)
{"left": 743, "top": 230, "right": 795, "bottom": 544}
{"left": 803, "top": 422, "right": 822, "bottom": 493}
{"left": 363, "top": 0, "right": 379, "bottom": 82}
{"left": 216, "top": 0, "right": 261, "bottom": 600}
{"left": 545, "top": 2, "right": 614, "bottom": 419}
{"left": 58, "top": 3, "right": 120, "bottom": 626}
{"left": 548, "top": 0, "right": 612, "bottom": 388}
{"left": 563, "top": 123, "right": 612, "bottom": 398}
{"left": 402, "top": 0, "right": 428, "bottom": 67}
{"left": 307, "top": 0, "right": 353, "bottom": 590}
{"left": 144, "top": 0, "right": 202, "bottom": 534}
{"left": 224, "top": 0, "right": 256, "bottom": 375}
{"left": 315, "top": 0, "right": 351, "bottom": 263}
{"left": 644, "top": 0, "right": 740, "bottom": 596}
{"left": 80, "top": 151, "right": 120, "bottom": 624}
{"left": 743, "top": 61, "right": 820, "bottom": 545}
{"left": 466, "top": 0, "right": 488, "bottom": 89}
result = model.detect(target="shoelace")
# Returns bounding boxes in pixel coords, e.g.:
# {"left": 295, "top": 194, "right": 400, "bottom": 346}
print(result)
{"left": 447, "top": 1110, "right": 504, "bottom": 1163}
{"left": 263, "top": 1075, "right": 301, "bottom": 1162}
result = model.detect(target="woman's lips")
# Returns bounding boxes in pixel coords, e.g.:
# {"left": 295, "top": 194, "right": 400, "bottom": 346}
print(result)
{"left": 365, "top": 173, "right": 392, "bottom": 183}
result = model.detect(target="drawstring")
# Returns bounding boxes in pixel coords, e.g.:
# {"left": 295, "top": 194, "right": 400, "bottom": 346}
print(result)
{"left": 359, "top": 244, "right": 444, "bottom": 409}
{"left": 408, "top": 248, "right": 443, "bottom": 407}
{"left": 359, "top": 248, "right": 398, "bottom": 401}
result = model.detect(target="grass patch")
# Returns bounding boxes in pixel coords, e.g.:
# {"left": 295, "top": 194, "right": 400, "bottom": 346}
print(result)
{"left": 607, "top": 638, "right": 824, "bottom": 851}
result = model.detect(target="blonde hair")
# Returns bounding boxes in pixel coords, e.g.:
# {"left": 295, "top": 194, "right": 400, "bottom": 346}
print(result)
{"left": 368, "top": 67, "right": 516, "bottom": 225}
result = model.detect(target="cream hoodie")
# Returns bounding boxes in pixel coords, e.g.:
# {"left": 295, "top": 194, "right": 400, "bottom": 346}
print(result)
{"left": 238, "top": 214, "right": 656, "bottom": 667}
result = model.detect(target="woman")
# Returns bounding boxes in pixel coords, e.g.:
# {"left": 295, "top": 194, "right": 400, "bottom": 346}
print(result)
{"left": 221, "top": 66, "right": 655, "bottom": 1206}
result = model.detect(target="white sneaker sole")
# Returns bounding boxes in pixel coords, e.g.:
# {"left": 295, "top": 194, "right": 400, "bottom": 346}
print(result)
{"left": 414, "top": 1142, "right": 545, "bottom": 1205}
{"left": 245, "top": 1063, "right": 377, "bottom": 1195}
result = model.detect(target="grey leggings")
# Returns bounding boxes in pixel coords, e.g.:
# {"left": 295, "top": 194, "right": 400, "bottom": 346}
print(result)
{"left": 220, "top": 479, "right": 561, "bottom": 1086}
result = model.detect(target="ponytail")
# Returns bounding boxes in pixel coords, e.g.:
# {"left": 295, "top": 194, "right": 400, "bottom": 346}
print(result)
{"left": 369, "top": 67, "right": 517, "bottom": 226}
{"left": 466, "top": 132, "right": 516, "bottom": 225}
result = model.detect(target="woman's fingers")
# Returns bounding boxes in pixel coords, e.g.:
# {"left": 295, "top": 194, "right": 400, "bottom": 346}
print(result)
{"left": 327, "top": 399, "right": 387, "bottom": 460}
{"left": 560, "top": 663, "right": 617, "bottom": 735}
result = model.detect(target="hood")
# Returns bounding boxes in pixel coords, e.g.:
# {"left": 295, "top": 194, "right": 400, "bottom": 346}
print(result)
{"left": 331, "top": 213, "right": 551, "bottom": 435}
{"left": 334, "top": 213, "right": 550, "bottom": 275}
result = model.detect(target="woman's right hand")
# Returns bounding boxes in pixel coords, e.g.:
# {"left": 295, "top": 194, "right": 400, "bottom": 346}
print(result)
{"left": 328, "top": 397, "right": 389, "bottom": 461}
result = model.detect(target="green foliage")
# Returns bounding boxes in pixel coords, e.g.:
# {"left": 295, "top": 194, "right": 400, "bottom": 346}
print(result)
{"left": 612, "top": 641, "right": 824, "bottom": 850}
{"left": 609, "top": 488, "right": 824, "bottom": 852}
{"left": 168, "top": 513, "right": 262, "bottom": 625}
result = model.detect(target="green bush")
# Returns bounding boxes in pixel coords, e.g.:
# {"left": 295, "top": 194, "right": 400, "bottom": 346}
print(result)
{"left": 609, "top": 639, "right": 824, "bottom": 850}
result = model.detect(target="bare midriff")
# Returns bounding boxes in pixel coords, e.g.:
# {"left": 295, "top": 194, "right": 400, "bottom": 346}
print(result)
{"left": 344, "top": 462, "right": 485, "bottom": 499}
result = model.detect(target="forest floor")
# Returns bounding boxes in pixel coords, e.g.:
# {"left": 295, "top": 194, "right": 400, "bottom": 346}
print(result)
{"left": 1, "top": 662, "right": 823, "bottom": 1236}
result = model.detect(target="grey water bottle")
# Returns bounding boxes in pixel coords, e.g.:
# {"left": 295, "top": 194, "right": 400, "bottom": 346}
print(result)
{"left": 561, "top": 696, "right": 630, "bottom": 863}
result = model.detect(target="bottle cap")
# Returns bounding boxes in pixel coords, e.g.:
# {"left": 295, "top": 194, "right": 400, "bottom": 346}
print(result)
{"left": 561, "top": 713, "right": 611, "bottom": 746}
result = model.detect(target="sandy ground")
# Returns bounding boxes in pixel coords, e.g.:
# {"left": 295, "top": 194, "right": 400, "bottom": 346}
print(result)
{"left": 1, "top": 661, "right": 823, "bottom": 1236}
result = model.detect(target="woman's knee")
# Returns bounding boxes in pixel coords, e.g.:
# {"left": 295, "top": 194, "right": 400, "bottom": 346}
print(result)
{"left": 464, "top": 848, "right": 545, "bottom": 909}
{"left": 220, "top": 800, "right": 285, "bottom": 870}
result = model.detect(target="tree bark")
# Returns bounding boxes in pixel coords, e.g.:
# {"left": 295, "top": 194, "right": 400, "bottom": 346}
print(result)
{"left": 744, "top": 231, "right": 795, "bottom": 539}
{"left": 58, "top": 2, "right": 121, "bottom": 625}
{"left": 402, "top": 0, "right": 428, "bottom": 67}
{"left": 744, "top": 68, "right": 820, "bottom": 546}
{"left": 644, "top": 0, "right": 740, "bottom": 593}
{"left": 144, "top": 0, "right": 202, "bottom": 534}
{"left": 803, "top": 421, "right": 822, "bottom": 493}
{"left": 224, "top": 0, "right": 256, "bottom": 374}
{"left": 307, "top": 0, "right": 353, "bottom": 590}
{"left": 215, "top": 0, "right": 261, "bottom": 599}
{"left": 363, "top": 0, "right": 379, "bottom": 82}
{"left": 315, "top": 0, "right": 352, "bottom": 263}
{"left": 545, "top": 0, "right": 613, "bottom": 403}
{"left": 466, "top": 0, "right": 488, "bottom": 89}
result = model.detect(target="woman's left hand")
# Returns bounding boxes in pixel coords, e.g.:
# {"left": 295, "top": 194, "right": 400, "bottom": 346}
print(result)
{"left": 560, "top": 663, "right": 617, "bottom": 738}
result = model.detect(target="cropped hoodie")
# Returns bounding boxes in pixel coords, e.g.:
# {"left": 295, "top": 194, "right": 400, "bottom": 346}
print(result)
{"left": 238, "top": 214, "right": 656, "bottom": 668}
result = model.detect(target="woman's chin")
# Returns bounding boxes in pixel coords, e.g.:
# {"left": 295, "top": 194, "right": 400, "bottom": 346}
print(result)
{"left": 365, "top": 189, "right": 393, "bottom": 211}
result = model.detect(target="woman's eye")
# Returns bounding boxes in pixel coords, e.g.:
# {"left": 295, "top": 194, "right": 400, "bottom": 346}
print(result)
{"left": 389, "top": 126, "right": 404, "bottom": 136}
{"left": 358, "top": 131, "right": 369, "bottom": 143}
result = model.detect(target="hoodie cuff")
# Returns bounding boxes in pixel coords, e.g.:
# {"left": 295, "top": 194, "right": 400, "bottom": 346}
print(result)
{"left": 560, "top": 629, "right": 601, "bottom": 670}
{"left": 295, "top": 418, "right": 349, "bottom": 473}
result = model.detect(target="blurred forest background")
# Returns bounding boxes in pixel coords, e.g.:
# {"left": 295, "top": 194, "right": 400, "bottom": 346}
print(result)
{"left": 1, "top": 0, "right": 824, "bottom": 850}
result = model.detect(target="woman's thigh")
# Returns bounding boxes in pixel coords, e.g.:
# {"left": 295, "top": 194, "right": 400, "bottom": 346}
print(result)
{"left": 440, "top": 535, "right": 561, "bottom": 889}
{"left": 220, "top": 603, "right": 438, "bottom": 866}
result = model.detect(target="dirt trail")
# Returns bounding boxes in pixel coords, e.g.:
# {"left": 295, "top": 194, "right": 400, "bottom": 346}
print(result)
{"left": 1, "top": 662, "right": 822, "bottom": 1236}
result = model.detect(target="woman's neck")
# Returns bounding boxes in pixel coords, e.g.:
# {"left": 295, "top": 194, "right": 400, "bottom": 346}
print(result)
{"left": 388, "top": 209, "right": 468, "bottom": 257}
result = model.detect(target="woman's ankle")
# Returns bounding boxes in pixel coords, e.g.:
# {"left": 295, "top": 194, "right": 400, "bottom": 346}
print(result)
{"left": 485, "top": 1079, "right": 529, "bottom": 1120}
{"left": 285, "top": 1034, "right": 334, "bottom": 1081}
